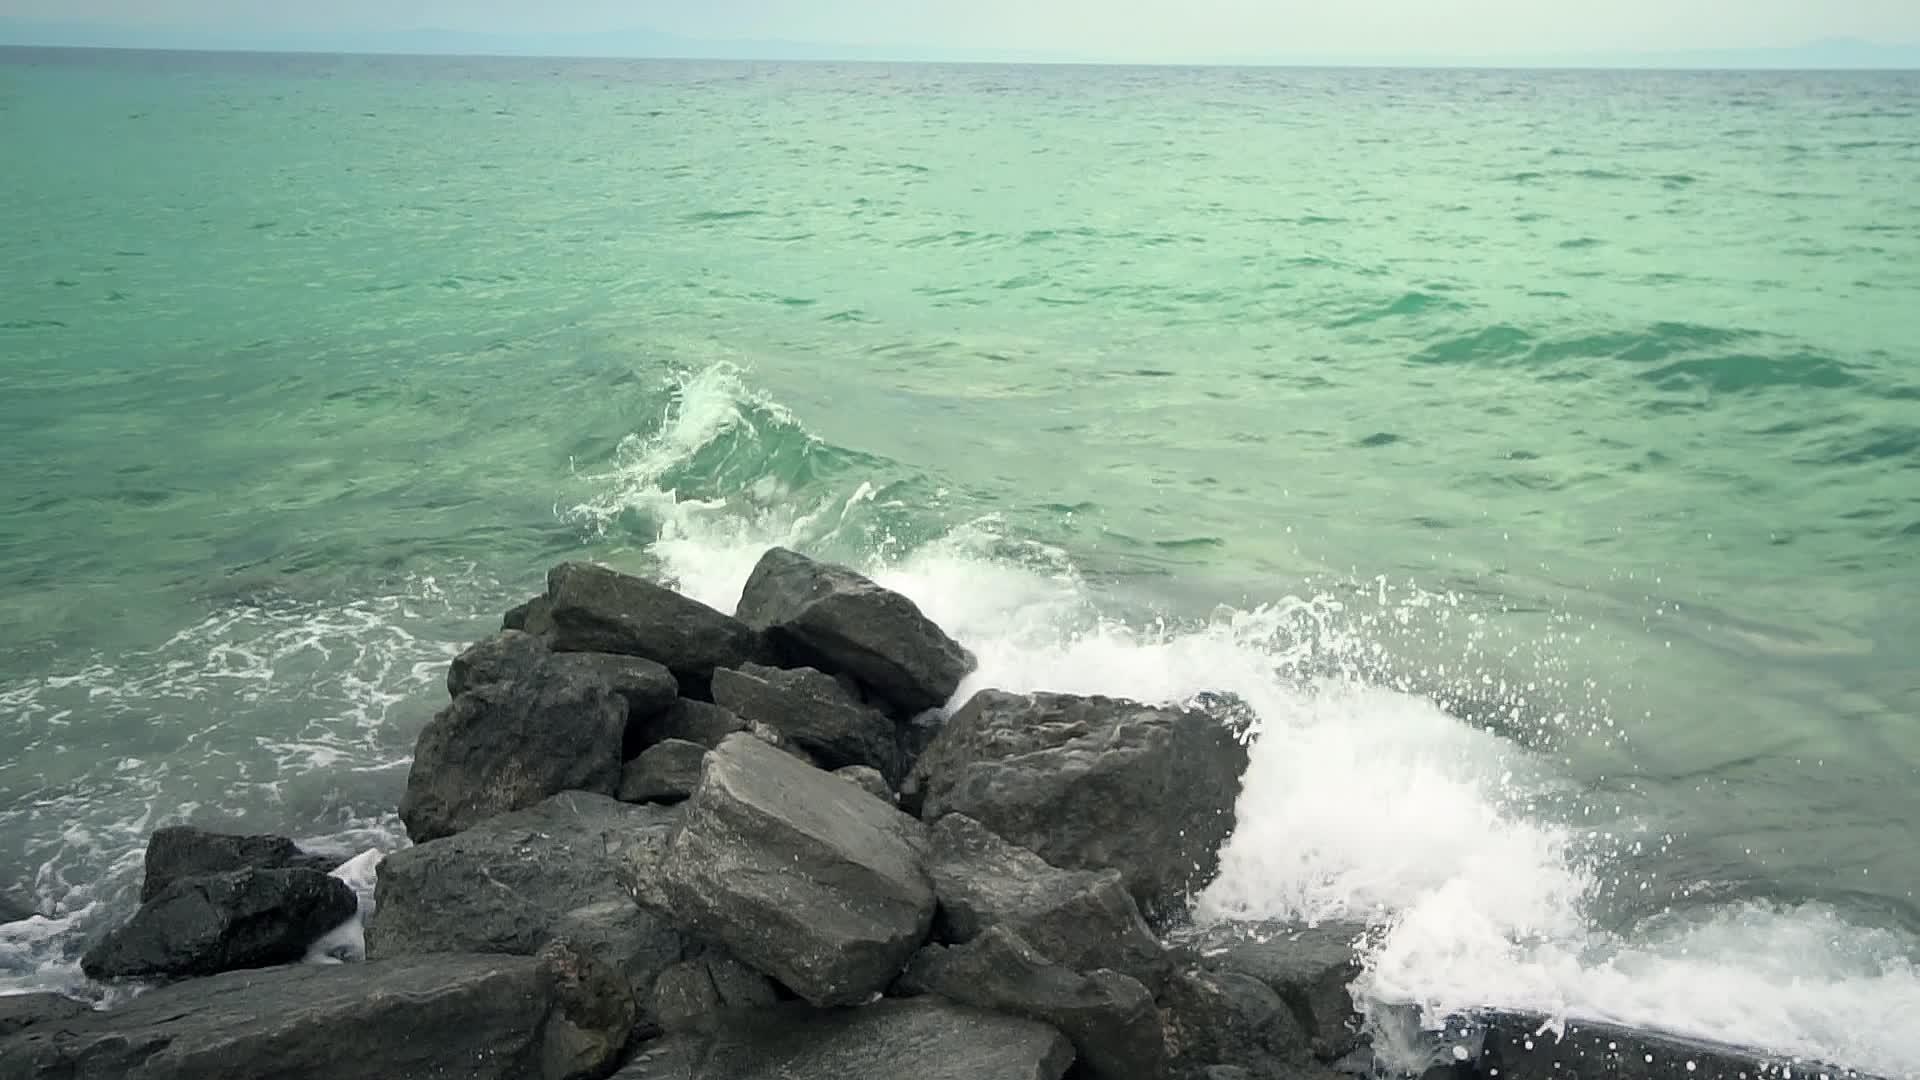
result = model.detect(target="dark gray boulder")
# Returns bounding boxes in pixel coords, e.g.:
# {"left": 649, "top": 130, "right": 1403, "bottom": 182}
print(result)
{"left": 927, "top": 813, "right": 1170, "bottom": 988}
{"left": 368, "top": 791, "right": 683, "bottom": 1009}
{"left": 654, "top": 732, "right": 935, "bottom": 1007}
{"left": 734, "top": 547, "right": 973, "bottom": 715}
{"left": 1182, "top": 921, "right": 1368, "bottom": 1061}
{"left": 80, "top": 867, "right": 357, "bottom": 980}
{"left": 399, "top": 662, "right": 627, "bottom": 842}
{"left": 620, "top": 739, "right": 707, "bottom": 804}
{"left": 908, "top": 690, "right": 1249, "bottom": 922}
{"left": 711, "top": 662, "right": 898, "bottom": 779}
{"left": 834, "top": 765, "right": 892, "bottom": 801}
{"left": 901, "top": 926, "right": 1167, "bottom": 1080}
{"left": 504, "top": 594, "right": 555, "bottom": 635}
{"left": 631, "top": 698, "right": 748, "bottom": 750}
{"left": 447, "top": 631, "right": 680, "bottom": 757}
{"left": 446, "top": 628, "right": 551, "bottom": 697}
{"left": 651, "top": 946, "right": 779, "bottom": 1033}
{"left": 1158, "top": 967, "right": 1312, "bottom": 1080}
{"left": 1479, "top": 1014, "right": 1828, "bottom": 1080}
{"left": 0, "top": 993, "right": 89, "bottom": 1037}
{"left": 139, "top": 825, "right": 342, "bottom": 903}
{"left": 1, "top": 946, "right": 635, "bottom": 1080}
{"left": 546, "top": 562, "right": 759, "bottom": 686}
{"left": 612, "top": 998, "right": 1074, "bottom": 1080}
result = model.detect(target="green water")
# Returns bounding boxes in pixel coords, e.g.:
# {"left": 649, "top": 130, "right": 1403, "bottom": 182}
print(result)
{"left": 2, "top": 47, "right": 1918, "bottom": 1073}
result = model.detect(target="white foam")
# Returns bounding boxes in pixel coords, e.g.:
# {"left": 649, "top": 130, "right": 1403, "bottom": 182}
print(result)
{"left": 305, "top": 848, "right": 385, "bottom": 965}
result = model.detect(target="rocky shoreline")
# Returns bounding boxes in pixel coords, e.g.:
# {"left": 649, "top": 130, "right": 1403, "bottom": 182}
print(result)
{"left": 0, "top": 549, "right": 1875, "bottom": 1079}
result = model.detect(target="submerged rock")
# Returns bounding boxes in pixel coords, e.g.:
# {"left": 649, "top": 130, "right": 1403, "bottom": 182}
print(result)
{"left": 612, "top": 998, "right": 1073, "bottom": 1080}
{"left": 711, "top": 662, "right": 898, "bottom": 779}
{"left": 139, "top": 825, "right": 342, "bottom": 903}
{"left": 927, "top": 813, "right": 1170, "bottom": 988}
{"left": 2, "top": 948, "right": 635, "bottom": 1080}
{"left": 81, "top": 867, "right": 357, "bottom": 981}
{"left": 399, "top": 661, "right": 627, "bottom": 842}
{"left": 1182, "top": 921, "right": 1368, "bottom": 1061}
{"left": 368, "top": 791, "right": 683, "bottom": 1009}
{"left": 908, "top": 690, "right": 1248, "bottom": 921}
{"left": 734, "top": 547, "right": 973, "bottom": 715}
{"left": 545, "top": 562, "right": 759, "bottom": 686}
{"left": 901, "top": 926, "right": 1168, "bottom": 1080}
{"left": 654, "top": 732, "right": 935, "bottom": 1007}
{"left": 620, "top": 739, "right": 707, "bottom": 804}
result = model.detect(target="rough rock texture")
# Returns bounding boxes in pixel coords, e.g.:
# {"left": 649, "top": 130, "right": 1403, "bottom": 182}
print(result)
{"left": 620, "top": 739, "right": 708, "bottom": 804}
{"left": 927, "top": 813, "right": 1170, "bottom": 988}
{"left": 546, "top": 562, "right": 759, "bottom": 685}
{"left": 654, "top": 733, "right": 935, "bottom": 1007}
{"left": 139, "top": 826, "right": 342, "bottom": 903}
{"left": 610, "top": 998, "right": 1074, "bottom": 1080}
{"left": 631, "top": 698, "right": 747, "bottom": 751}
{"left": 834, "top": 764, "right": 892, "bottom": 801}
{"left": 901, "top": 926, "right": 1168, "bottom": 1080}
{"left": 734, "top": 547, "right": 973, "bottom": 715}
{"left": 81, "top": 867, "right": 357, "bottom": 980}
{"left": 399, "top": 663, "right": 627, "bottom": 842}
{"left": 446, "top": 631, "right": 680, "bottom": 758}
{"left": 504, "top": 594, "right": 555, "bottom": 635}
{"left": 0, "top": 950, "right": 635, "bottom": 1080}
{"left": 1183, "top": 921, "right": 1368, "bottom": 1061}
{"left": 1158, "top": 967, "right": 1312, "bottom": 1080}
{"left": 711, "top": 663, "right": 898, "bottom": 779}
{"left": 446, "top": 628, "right": 552, "bottom": 697}
{"left": 368, "top": 792, "right": 683, "bottom": 1008}
{"left": 0, "top": 993, "right": 89, "bottom": 1037}
{"left": 651, "top": 947, "right": 778, "bottom": 1033}
{"left": 909, "top": 690, "right": 1249, "bottom": 921}
{"left": 1479, "top": 1014, "right": 1821, "bottom": 1080}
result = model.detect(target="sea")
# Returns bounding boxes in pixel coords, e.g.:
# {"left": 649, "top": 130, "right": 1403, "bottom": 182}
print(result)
{"left": 1, "top": 45, "right": 1917, "bottom": 1076}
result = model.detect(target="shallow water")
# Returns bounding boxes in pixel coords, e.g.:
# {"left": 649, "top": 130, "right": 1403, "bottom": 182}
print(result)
{"left": 1, "top": 47, "right": 1918, "bottom": 1076}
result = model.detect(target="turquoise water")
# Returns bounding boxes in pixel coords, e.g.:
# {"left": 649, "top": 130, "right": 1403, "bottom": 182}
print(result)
{"left": 2, "top": 46, "right": 1918, "bottom": 1073}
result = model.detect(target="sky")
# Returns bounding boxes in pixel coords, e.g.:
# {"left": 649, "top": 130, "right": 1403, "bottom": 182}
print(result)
{"left": 3, "top": 0, "right": 1919, "bottom": 63}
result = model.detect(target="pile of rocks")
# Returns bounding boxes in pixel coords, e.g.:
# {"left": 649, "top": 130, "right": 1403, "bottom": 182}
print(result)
{"left": 0, "top": 548, "right": 1855, "bottom": 1080}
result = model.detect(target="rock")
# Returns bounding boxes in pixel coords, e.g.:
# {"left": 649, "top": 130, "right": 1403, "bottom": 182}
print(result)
{"left": 0, "top": 993, "right": 88, "bottom": 1037}
{"left": 1182, "top": 921, "right": 1368, "bottom": 1061}
{"left": 368, "top": 791, "right": 683, "bottom": 1009}
{"left": 447, "top": 631, "right": 680, "bottom": 757}
{"left": 711, "top": 663, "right": 898, "bottom": 779}
{"left": 909, "top": 690, "right": 1248, "bottom": 922}
{"left": 504, "top": 594, "right": 555, "bottom": 635}
{"left": 1201, "top": 1069, "right": 1254, "bottom": 1080}
{"left": 80, "top": 867, "right": 357, "bottom": 981}
{"left": 446, "top": 628, "right": 552, "bottom": 697}
{"left": 0, "top": 949, "right": 634, "bottom": 1080}
{"left": 902, "top": 926, "right": 1167, "bottom": 1080}
{"left": 1158, "top": 967, "right": 1311, "bottom": 1080}
{"left": 631, "top": 697, "right": 748, "bottom": 750}
{"left": 614, "top": 998, "right": 1074, "bottom": 1080}
{"left": 926, "top": 813, "right": 1170, "bottom": 988}
{"left": 834, "top": 765, "right": 891, "bottom": 801}
{"left": 651, "top": 946, "right": 779, "bottom": 1033}
{"left": 0, "top": 891, "right": 37, "bottom": 922}
{"left": 139, "top": 825, "right": 342, "bottom": 903}
{"left": 655, "top": 732, "right": 935, "bottom": 1007}
{"left": 546, "top": 562, "right": 759, "bottom": 687}
{"left": 399, "top": 662, "right": 627, "bottom": 842}
{"left": 620, "top": 739, "right": 708, "bottom": 804}
{"left": 1478, "top": 1013, "right": 1823, "bottom": 1080}
{"left": 734, "top": 547, "right": 973, "bottom": 715}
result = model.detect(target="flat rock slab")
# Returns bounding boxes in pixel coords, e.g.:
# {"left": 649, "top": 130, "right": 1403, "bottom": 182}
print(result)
{"left": 620, "top": 739, "right": 708, "bottom": 804}
{"left": 902, "top": 926, "right": 1168, "bottom": 1080}
{"left": 927, "top": 813, "right": 1170, "bottom": 988}
{"left": 369, "top": 791, "right": 683, "bottom": 1006}
{"left": 0, "top": 948, "right": 634, "bottom": 1080}
{"left": 81, "top": 867, "right": 357, "bottom": 980}
{"left": 1478, "top": 1014, "right": 1849, "bottom": 1080}
{"left": 711, "top": 663, "right": 898, "bottom": 779}
{"left": 1180, "top": 921, "right": 1369, "bottom": 1061}
{"left": 140, "top": 825, "right": 342, "bottom": 903}
{"left": 734, "top": 547, "right": 973, "bottom": 715}
{"left": 400, "top": 661, "right": 627, "bottom": 842}
{"left": 546, "top": 562, "right": 759, "bottom": 684}
{"left": 656, "top": 732, "right": 934, "bottom": 1006}
{"left": 909, "top": 690, "right": 1249, "bottom": 921}
{"left": 612, "top": 998, "right": 1074, "bottom": 1080}
{"left": 0, "top": 993, "right": 89, "bottom": 1037}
